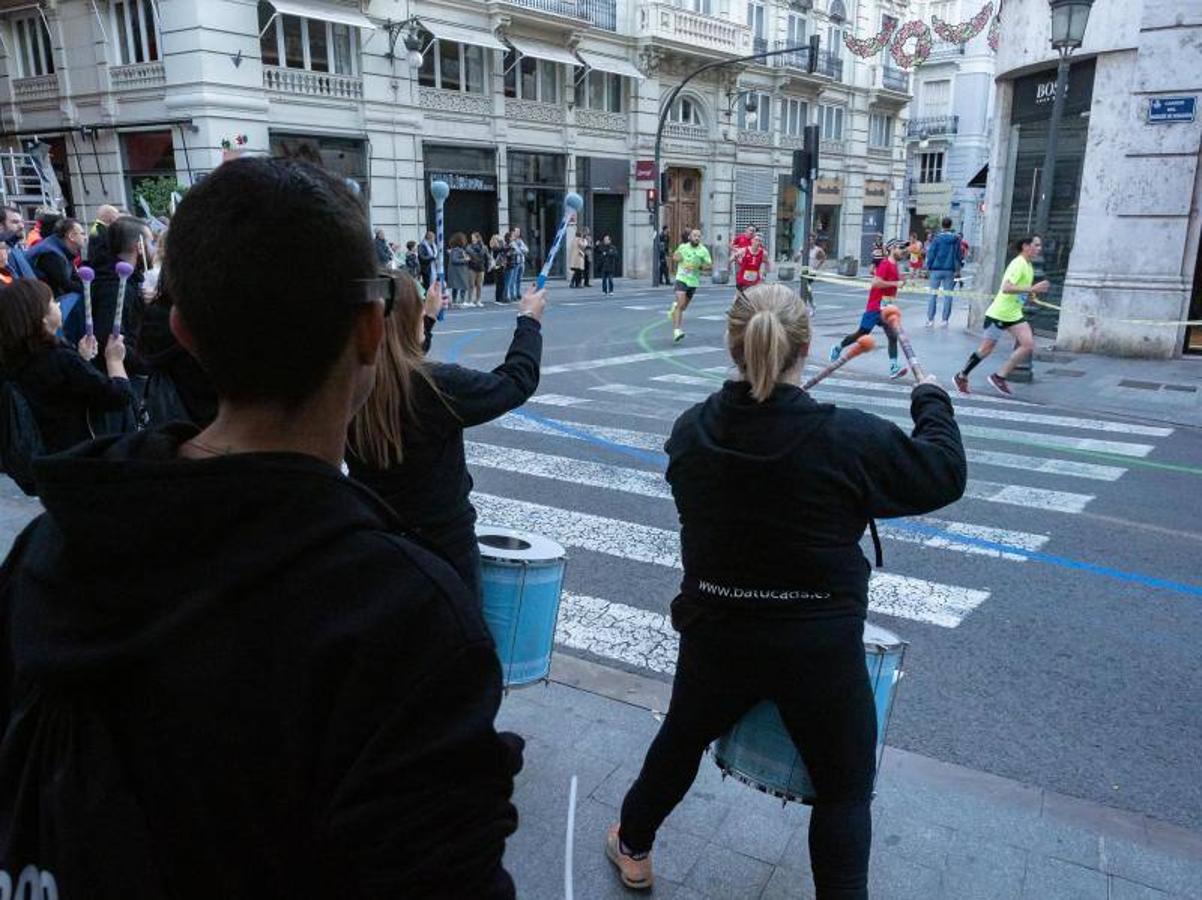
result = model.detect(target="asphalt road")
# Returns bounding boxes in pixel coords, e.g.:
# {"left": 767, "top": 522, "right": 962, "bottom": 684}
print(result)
{"left": 443, "top": 276, "right": 1202, "bottom": 834}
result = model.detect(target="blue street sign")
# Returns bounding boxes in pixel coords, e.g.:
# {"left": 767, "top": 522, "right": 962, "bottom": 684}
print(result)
{"left": 1147, "top": 97, "right": 1196, "bottom": 124}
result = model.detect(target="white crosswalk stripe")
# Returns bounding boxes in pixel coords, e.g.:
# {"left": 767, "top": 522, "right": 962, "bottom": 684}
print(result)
{"left": 494, "top": 414, "right": 666, "bottom": 452}
{"left": 527, "top": 394, "right": 594, "bottom": 407}
{"left": 474, "top": 494, "right": 992, "bottom": 628}
{"left": 541, "top": 347, "right": 722, "bottom": 374}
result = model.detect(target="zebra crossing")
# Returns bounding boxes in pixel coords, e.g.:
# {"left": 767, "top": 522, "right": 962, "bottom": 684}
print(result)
{"left": 465, "top": 349, "right": 1175, "bottom": 678}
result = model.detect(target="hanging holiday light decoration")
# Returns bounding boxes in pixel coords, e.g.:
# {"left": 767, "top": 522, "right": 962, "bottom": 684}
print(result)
{"left": 932, "top": 1, "right": 994, "bottom": 44}
{"left": 844, "top": 18, "right": 898, "bottom": 58}
{"left": 988, "top": 14, "right": 1000, "bottom": 50}
{"left": 890, "top": 20, "right": 934, "bottom": 68}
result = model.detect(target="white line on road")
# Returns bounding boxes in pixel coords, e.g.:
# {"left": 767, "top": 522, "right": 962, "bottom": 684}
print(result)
{"left": 473, "top": 494, "right": 991, "bottom": 628}
{"left": 528, "top": 394, "right": 594, "bottom": 407}
{"left": 541, "top": 346, "right": 722, "bottom": 375}
{"left": 966, "top": 449, "right": 1125, "bottom": 482}
{"left": 963, "top": 480, "right": 1094, "bottom": 514}
{"left": 556, "top": 592, "right": 679, "bottom": 675}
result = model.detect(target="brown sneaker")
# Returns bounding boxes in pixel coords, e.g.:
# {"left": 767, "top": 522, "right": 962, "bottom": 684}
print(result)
{"left": 605, "top": 824, "right": 653, "bottom": 891}
{"left": 988, "top": 373, "right": 1013, "bottom": 396}
{"left": 953, "top": 372, "right": 970, "bottom": 395}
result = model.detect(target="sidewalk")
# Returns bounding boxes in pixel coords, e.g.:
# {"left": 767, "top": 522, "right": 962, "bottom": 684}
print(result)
{"left": 500, "top": 654, "right": 1202, "bottom": 899}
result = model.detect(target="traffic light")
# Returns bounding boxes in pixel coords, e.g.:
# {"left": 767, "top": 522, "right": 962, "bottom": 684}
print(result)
{"left": 659, "top": 170, "right": 668, "bottom": 201}
{"left": 791, "top": 149, "right": 810, "bottom": 188}
{"left": 646, "top": 187, "right": 658, "bottom": 211}
{"left": 803, "top": 124, "right": 820, "bottom": 178}
{"left": 807, "top": 35, "right": 820, "bottom": 74}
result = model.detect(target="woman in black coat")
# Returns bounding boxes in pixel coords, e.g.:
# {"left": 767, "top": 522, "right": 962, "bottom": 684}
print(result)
{"left": 347, "top": 272, "right": 546, "bottom": 599}
{"left": 0, "top": 279, "right": 132, "bottom": 456}
{"left": 604, "top": 284, "right": 966, "bottom": 898}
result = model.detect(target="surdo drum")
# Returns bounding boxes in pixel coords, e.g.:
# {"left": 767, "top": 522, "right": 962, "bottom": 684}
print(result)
{"left": 711, "top": 622, "right": 907, "bottom": 804}
{"left": 478, "top": 526, "right": 567, "bottom": 688}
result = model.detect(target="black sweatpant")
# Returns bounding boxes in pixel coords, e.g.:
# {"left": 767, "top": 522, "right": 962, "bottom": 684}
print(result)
{"left": 840, "top": 325, "right": 898, "bottom": 360}
{"left": 619, "top": 614, "right": 876, "bottom": 900}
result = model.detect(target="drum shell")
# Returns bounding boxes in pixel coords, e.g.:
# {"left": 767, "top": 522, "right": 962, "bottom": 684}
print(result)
{"left": 712, "top": 629, "right": 906, "bottom": 804}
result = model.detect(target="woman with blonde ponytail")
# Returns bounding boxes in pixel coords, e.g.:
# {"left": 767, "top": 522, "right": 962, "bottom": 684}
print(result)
{"left": 606, "top": 283, "right": 968, "bottom": 898}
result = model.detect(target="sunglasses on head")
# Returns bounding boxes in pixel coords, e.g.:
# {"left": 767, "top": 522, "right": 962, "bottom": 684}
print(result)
{"left": 351, "top": 274, "right": 400, "bottom": 317}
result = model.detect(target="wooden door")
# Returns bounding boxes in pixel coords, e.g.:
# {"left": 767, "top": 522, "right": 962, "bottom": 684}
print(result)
{"left": 666, "top": 167, "right": 702, "bottom": 246}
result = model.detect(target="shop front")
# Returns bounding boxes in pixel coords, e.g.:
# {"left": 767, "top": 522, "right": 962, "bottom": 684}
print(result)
{"left": 423, "top": 144, "right": 498, "bottom": 243}
{"left": 270, "top": 133, "right": 369, "bottom": 199}
{"left": 1003, "top": 58, "right": 1095, "bottom": 336}
{"left": 577, "top": 156, "right": 629, "bottom": 275}
{"left": 860, "top": 179, "right": 890, "bottom": 266}
{"left": 814, "top": 177, "right": 842, "bottom": 258}
{"left": 508, "top": 150, "right": 566, "bottom": 278}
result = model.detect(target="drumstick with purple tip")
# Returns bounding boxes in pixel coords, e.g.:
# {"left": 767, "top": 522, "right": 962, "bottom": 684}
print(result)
{"left": 113, "top": 260, "right": 134, "bottom": 338}
{"left": 803, "top": 335, "right": 876, "bottom": 391}
{"left": 536, "top": 192, "right": 585, "bottom": 291}
{"left": 430, "top": 179, "right": 450, "bottom": 321}
{"left": 78, "top": 266, "right": 96, "bottom": 338}
{"left": 880, "top": 305, "right": 926, "bottom": 382}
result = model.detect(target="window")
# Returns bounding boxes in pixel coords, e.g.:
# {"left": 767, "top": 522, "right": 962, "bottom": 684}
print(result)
{"left": 272, "top": 133, "right": 369, "bottom": 197}
{"left": 869, "top": 114, "right": 893, "bottom": 147}
{"left": 10, "top": 12, "right": 54, "bottom": 77}
{"left": 931, "top": 0, "right": 956, "bottom": 22}
{"left": 746, "top": 2, "right": 766, "bottom": 40}
{"left": 418, "top": 34, "right": 486, "bottom": 93}
{"left": 921, "top": 79, "right": 952, "bottom": 118}
{"left": 668, "top": 97, "right": 704, "bottom": 126}
{"left": 826, "top": 26, "right": 844, "bottom": 60}
{"left": 818, "top": 104, "right": 845, "bottom": 141}
{"left": 737, "top": 92, "right": 771, "bottom": 133}
{"left": 786, "top": 13, "right": 807, "bottom": 45}
{"left": 258, "top": 1, "right": 358, "bottom": 75}
{"left": 781, "top": 98, "right": 808, "bottom": 137}
{"left": 110, "top": 0, "right": 161, "bottom": 65}
{"left": 880, "top": 15, "right": 897, "bottom": 67}
{"left": 919, "top": 151, "right": 945, "bottom": 183}
{"left": 675, "top": 0, "right": 714, "bottom": 13}
{"left": 504, "top": 51, "right": 559, "bottom": 102}
{"left": 121, "top": 130, "right": 176, "bottom": 210}
{"left": 574, "top": 70, "right": 625, "bottom": 113}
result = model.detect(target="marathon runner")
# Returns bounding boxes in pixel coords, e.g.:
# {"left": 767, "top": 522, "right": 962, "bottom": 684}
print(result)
{"left": 668, "top": 229, "right": 712, "bottom": 343}
{"left": 829, "top": 238, "right": 908, "bottom": 379}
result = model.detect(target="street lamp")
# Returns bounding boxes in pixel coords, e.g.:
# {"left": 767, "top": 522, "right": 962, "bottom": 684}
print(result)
{"left": 726, "top": 90, "right": 760, "bottom": 128}
{"left": 1014, "top": 0, "right": 1093, "bottom": 382}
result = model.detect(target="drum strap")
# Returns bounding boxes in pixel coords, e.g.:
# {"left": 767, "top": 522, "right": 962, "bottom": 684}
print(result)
{"left": 868, "top": 519, "right": 884, "bottom": 568}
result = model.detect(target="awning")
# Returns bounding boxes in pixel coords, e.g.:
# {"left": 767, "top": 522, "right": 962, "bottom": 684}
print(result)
{"left": 422, "top": 20, "right": 507, "bottom": 53}
{"left": 262, "top": 0, "right": 374, "bottom": 30}
{"left": 504, "top": 35, "right": 580, "bottom": 68}
{"left": 574, "top": 49, "right": 645, "bottom": 81}
{"left": 968, "top": 164, "right": 988, "bottom": 188}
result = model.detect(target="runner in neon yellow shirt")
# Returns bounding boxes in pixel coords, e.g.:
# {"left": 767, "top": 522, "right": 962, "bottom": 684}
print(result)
{"left": 953, "top": 234, "right": 1049, "bottom": 396}
{"left": 668, "top": 229, "right": 712, "bottom": 343}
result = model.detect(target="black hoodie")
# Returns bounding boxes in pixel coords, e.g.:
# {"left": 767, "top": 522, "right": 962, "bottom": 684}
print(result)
{"left": 666, "top": 381, "right": 966, "bottom": 624}
{"left": 0, "top": 426, "right": 521, "bottom": 898}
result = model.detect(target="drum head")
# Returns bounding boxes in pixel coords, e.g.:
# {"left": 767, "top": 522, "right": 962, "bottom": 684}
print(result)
{"left": 477, "top": 526, "right": 565, "bottom": 563}
{"left": 863, "top": 621, "right": 903, "bottom": 650}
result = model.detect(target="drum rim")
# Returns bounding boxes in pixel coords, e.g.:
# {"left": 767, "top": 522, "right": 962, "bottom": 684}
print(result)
{"left": 712, "top": 757, "right": 813, "bottom": 804}
{"left": 477, "top": 525, "right": 566, "bottom": 562}
{"left": 863, "top": 620, "right": 907, "bottom": 651}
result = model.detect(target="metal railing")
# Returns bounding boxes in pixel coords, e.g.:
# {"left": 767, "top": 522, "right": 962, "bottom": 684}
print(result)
{"left": 753, "top": 36, "right": 768, "bottom": 55}
{"left": 771, "top": 40, "right": 813, "bottom": 72}
{"left": 817, "top": 50, "right": 843, "bottom": 80}
{"left": 882, "top": 66, "right": 909, "bottom": 92}
{"left": 504, "top": 0, "right": 617, "bottom": 30}
{"left": 906, "top": 115, "right": 959, "bottom": 137}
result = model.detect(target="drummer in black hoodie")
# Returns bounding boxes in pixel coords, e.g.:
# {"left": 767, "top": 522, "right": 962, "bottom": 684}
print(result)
{"left": 605, "top": 283, "right": 966, "bottom": 898}
{"left": 0, "top": 158, "right": 522, "bottom": 899}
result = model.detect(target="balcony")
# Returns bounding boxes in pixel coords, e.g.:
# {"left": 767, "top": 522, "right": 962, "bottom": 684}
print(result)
{"left": 420, "top": 87, "right": 493, "bottom": 117}
{"left": 771, "top": 40, "right": 813, "bottom": 74}
{"left": 817, "top": 51, "right": 844, "bottom": 81}
{"left": 664, "top": 122, "right": 709, "bottom": 141}
{"left": 639, "top": 1, "right": 752, "bottom": 58}
{"left": 111, "top": 61, "right": 166, "bottom": 90}
{"left": 738, "top": 128, "right": 772, "bottom": 147}
{"left": 263, "top": 66, "right": 363, "bottom": 100}
{"left": 12, "top": 74, "right": 57, "bottom": 103}
{"left": 907, "top": 115, "right": 959, "bottom": 139}
{"left": 575, "top": 107, "right": 628, "bottom": 133}
{"left": 820, "top": 138, "right": 848, "bottom": 155}
{"left": 505, "top": 97, "right": 566, "bottom": 125}
{"left": 882, "top": 66, "right": 910, "bottom": 93}
{"left": 753, "top": 36, "right": 768, "bottom": 56}
{"left": 497, "top": 0, "right": 617, "bottom": 31}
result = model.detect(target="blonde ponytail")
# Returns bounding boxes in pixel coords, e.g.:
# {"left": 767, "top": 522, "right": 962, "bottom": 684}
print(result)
{"left": 727, "top": 284, "right": 812, "bottom": 402}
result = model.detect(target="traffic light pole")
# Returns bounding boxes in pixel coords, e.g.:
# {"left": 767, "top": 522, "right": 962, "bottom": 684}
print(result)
{"left": 650, "top": 39, "right": 820, "bottom": 286}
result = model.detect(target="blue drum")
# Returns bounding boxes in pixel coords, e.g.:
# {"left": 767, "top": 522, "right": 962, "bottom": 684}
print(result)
{"left": 711, "top": 622, "right": 907, "bottom": 804}
{"left": 478, "top": 526, "right": 567, "bottom": 688}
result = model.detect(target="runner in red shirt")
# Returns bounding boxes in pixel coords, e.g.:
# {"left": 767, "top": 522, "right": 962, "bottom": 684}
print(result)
{"left": 735, "top": 233, "right": 768, "bottom": 289}
{"left": 829, "top": 238, "right": 908, "bottom": 379}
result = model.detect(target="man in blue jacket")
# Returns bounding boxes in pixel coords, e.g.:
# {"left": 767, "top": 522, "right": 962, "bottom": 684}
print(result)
{"left": 925, "top": 216, "right": 963, "bottom": 328}
{"left": 1, "top": 206, "right": 36, "bottom": 279}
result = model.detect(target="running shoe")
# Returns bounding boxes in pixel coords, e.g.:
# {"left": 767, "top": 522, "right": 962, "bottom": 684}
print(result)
{"left": 988, "top": 373, "right": 1013, "bottom": 396}
{"left": 953, "top": 372, "right": 970, "bottom": 394}
{"left": 605, "top": 825, "right": 653, "bottom": 891}
{"left": 673, "top": 329, "right": 685, "bottom": 343}
{"left": 667, "top": 302, "right": 677, "bottom": 319}
{"left": 889, "top": 362, "right": 909, "bottom": 380}
{"left": 925, "top": 319, "right": 934, "bottom": 328}
{"left": 829, "top": 342, "right": 842, "bottom": 362}
{"left": 940, "top": 320, "right": 950, "bottom": 329}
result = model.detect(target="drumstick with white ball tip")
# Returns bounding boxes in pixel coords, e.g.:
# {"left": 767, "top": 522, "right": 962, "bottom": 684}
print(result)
{"left": 78, "top": 266, "right": 96, "bottom": 338}
{"left": 430, "top": 179, "right": 450, "bottom": 321}
{"left": 536, "top": 192, "right": 585, "bottom": 291}
{"left": 803, "top": 335, "right": 876, "bottom": 391}
{"left": 880, "top": 305, "right": 926, "bottom": 383}
{"left": 113, "top": 261, "right": 134, "bottom": 337}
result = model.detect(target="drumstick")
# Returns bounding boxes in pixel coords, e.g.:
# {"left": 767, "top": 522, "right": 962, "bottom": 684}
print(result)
{"left": 113, "top": 261, "right": 134, "bottom": 337}
{"left": 803, "top": 335, "right": 875, "bottom": 391}
{"left": 880, "top": 306, "right": 926, "bottom": 382}
{"left": 138, "top": 235, "right": 149, "bottom": 272}
{"left": 78, "top": 266, "right": 95, "bottom": 338}
{"left": 430, "top": 179, "right": 450, "bottom": 321}
{"left": 537, "top": 192, "right": 584, "bottom": 290}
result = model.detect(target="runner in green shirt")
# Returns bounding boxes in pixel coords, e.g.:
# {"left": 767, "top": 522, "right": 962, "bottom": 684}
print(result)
{"left": 668, "top": 229, "right": 712, "bottom": 343}
{"left": 953, "top": 234, "right": 1049, "bottom": 396}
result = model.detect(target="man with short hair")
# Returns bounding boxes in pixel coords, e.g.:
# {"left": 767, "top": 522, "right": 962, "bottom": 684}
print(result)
{"left": 90, "top": 204, "right": 121, "bottom": 239}
{"left": 417, "top": 229, "right": 437, "bottom": 290}
{"left": 953, "top": 234, "right": 1048, "bottom": 396}
{"left": 924, "top": 216, "right": 963, "bottom": 328}
{"left": 0, "top": 206, "right": 35, "bottom": 279}
{"left": 668, "top": 228, "right": 712, "bottom": 343}
{"left": 26, "top": 216, "right": 84, "bottom": 297}
{"left": 0, "top": 158, "right": 522, "bottom": 898}
{"left": 830, "top": 238, "right": 908, "bottom": 379}
{"left": 729, "top": 224, "right": 756, "bottom": 270}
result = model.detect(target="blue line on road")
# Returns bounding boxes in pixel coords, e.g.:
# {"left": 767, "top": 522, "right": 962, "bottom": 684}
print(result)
{"left": 443, "top": 330, "right": 483, "bottom": 363}
{"left": 507, "top": 410, "right": 666, "bottom": 466}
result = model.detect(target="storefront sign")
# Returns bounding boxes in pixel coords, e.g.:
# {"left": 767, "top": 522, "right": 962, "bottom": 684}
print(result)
{"left": 427, "top": 172, "right": 496, "bottom": 192}
{"left": 1148, "top": 97, "right": 1196, "bottom": 124}
{"left": 1012, "top": 58, "right": 1095, "bottom": 123}
{"left": 635, "top": 160, "right": 657, "bottom": 181}
{"left": 584, "top": 157, "right": 630, "bottom": 194}
{"left": 864, "top": 179, "right": 890, "bottom": 205}
{"left": 814, "top": 177, "right": 843, "bottom": 204}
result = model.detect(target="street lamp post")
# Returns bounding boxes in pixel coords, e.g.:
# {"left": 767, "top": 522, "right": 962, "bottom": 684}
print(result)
{"left": 1011, "top": 0, "right": 1093, "bottom": 382}
{"left": 650, "top": 38, "right": 819, "bottom": 285}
